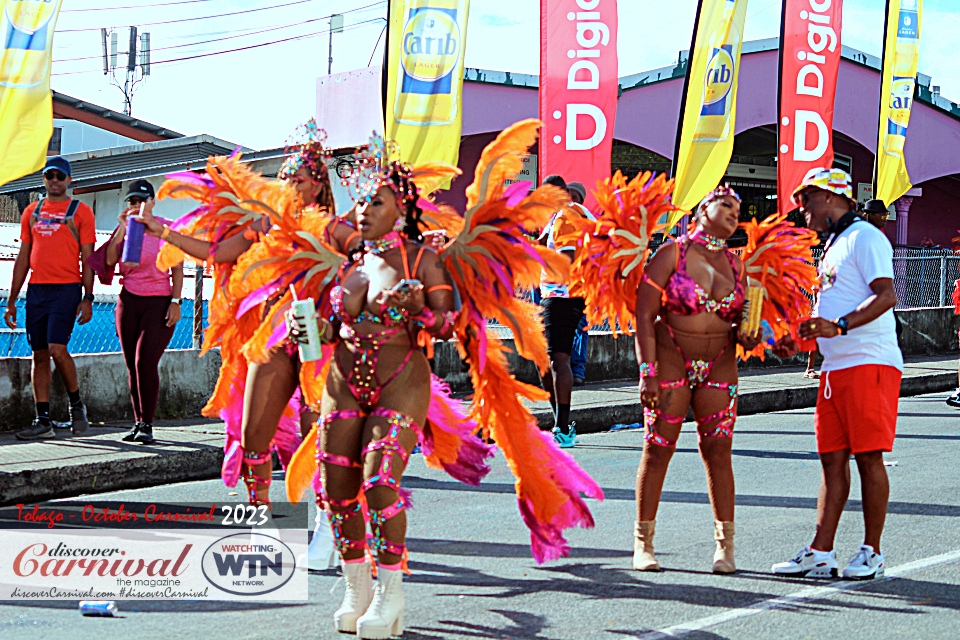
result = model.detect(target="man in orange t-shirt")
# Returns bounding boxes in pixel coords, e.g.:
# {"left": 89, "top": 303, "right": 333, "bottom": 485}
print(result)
{"left": 3, "top": 156, "right": 96, "bottom": 440}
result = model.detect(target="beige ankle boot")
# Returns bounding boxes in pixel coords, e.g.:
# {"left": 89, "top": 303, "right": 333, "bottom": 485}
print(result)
{"left": 712, "top": 521, "right": 736, "bottom": 574}
{"left": 334, "top": 559, "right": 374, "bottom": 633}
{"left": 633, "top": 520, "right": 660, "bottom": 571}
{"left": 357, "top": 567, "right": 404, "bottom": 639}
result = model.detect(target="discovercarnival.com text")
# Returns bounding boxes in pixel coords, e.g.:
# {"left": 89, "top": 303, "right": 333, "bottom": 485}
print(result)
{"left": 9, "top": 586, "right": 209, "bottom": 599}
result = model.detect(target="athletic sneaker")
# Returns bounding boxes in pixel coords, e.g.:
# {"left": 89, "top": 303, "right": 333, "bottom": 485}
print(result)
{"left": 771, "top": 546, "right": 838, "bottom": 578}
{"left": 69, "top": 402, "right": 89, "bottom": 435}
{"left": 842, "top": 545, "right": 885, "bottom": 580}
{"left": 16, "top": 418, "right": 56, "bottom": 441}
{"left": 552, "top": 424, "right": 578, "bottom": 449}
{"left": 121, "top": 422, "right": 142, "bottom": 442}
{"left": 133, "top": 424, "right": 155, "bottom": 444}
{"left": 946, "top": 389, "right": 960, "bottom": 408}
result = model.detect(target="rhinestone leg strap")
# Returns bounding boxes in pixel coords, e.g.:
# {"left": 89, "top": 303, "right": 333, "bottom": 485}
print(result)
{"left": 242, "top": 449, "right": 272, "bottom": 507}
{"left": 316, "top": 409, "right": 367, "bottom": 556}
{"left": 361, "top": 407, "right": 418, "bottom": 558}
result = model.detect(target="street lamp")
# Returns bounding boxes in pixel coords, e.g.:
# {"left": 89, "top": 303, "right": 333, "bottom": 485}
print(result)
{"left": 328, "top": 14, "right": 344, "bottom": 75}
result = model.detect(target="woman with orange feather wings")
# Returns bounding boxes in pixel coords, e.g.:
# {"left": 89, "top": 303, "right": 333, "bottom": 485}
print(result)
{"left": 560, "top": 177, "right": 817, "bottom": 577}
{"left": 281, "top": 120, "right": 603, "bottom": 638}
{"left": 136, "top": 120, "right": 359, "bottom": 513}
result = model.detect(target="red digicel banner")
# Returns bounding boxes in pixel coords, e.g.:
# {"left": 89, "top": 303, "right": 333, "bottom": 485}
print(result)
{"left": 539, "top": 0, "right": 618, "bottom": 208}
{"left": 777, "top": 0, "right": 843, "bottom": 211}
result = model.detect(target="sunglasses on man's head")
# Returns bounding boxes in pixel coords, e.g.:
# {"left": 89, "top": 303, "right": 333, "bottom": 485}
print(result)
{"left": 43, "top": 170, "right": 67, "bottom": 181}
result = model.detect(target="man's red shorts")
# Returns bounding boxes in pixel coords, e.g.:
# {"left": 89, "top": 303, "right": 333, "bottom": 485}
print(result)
{"left": 814, "top": 364, "right": 901, "bottom": 454}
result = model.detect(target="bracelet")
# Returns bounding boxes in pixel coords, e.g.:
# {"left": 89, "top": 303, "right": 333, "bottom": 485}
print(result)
{"left": 161, "top": 226, "right": 171, "bottom": 240}
{"left": 638, "top": 361, "right": 658, "bottom": 378}
{"left": 414, "top": 307, "right": 458, "bottom": 335}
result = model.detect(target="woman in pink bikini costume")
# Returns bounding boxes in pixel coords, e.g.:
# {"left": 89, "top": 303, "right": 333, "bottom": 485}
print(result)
{"left": 633, "top": 185, "right": 760, "bottom": 574}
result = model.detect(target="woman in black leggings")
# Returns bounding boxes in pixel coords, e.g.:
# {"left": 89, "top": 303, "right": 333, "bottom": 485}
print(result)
{"left": 105, "top": 180, "right": 183, "bottom": 443}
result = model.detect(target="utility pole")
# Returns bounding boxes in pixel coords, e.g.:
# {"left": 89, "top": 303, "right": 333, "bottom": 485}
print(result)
{"left": 328, "top": 14, "right": 343, "bottom": 75}
{"left": 101, "top": 26, "right": 150, "bottom": 116}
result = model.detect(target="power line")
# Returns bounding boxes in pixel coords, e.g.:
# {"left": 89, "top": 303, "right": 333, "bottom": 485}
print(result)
{"left": 53, "top": 2, "right": 386, "bottom": 64}
{"left": 62, "top": 0, "right": 223, "bottom": 12}
{"left": 52, "top": 17, "right": 383, "bottom": 76}
{"left": 59, "top": 0, "right": 376, "bottom": 33}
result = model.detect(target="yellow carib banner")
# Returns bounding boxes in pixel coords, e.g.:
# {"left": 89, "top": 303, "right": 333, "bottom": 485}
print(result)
{"left": 0, "top": 0, "right": 63, "bottom": 186}
{"left": 386, "top": 0, "right": 469, "bottom": 172}
{"left": 876, "top": 0, "right": 922, "bottom": 206}
{"left": 671, "top": 0, "right": 748, "bottom": 225}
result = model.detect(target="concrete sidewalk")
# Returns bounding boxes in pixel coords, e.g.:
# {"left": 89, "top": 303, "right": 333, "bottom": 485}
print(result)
{"left": 1, "top": 354, "right": 957, "bottom": 507}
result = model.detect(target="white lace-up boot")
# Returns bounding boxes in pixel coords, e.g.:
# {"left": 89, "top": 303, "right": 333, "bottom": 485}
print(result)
{"left": 357, "top": 566, "right": 404, "bottom": 639}
{"left": 334, "top": 559, "right": 374, "bottom": 633}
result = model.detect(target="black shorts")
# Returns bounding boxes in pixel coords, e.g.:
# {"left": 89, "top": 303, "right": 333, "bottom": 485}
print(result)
{"left": 541, "top": 296, "right": 586, "bottom": 356}
{"left": 26, "top": 283, "right": 81, "bottom": 351}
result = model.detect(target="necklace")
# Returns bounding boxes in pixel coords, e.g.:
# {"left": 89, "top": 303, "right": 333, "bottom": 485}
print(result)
{"left": 690, "top": 231, "right": 727, "bottom": 253}
{"left": 365, "top": 230, "right": 403, "bottom": 255}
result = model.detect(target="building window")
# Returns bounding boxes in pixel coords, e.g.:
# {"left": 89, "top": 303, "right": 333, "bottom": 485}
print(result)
{"left": 47, "top": 128, "right": 62, "bottom": 155}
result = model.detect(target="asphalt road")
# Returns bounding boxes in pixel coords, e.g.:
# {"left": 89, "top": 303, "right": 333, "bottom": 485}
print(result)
{"left": 2, "top": 393, "right": 959, "bottom": 640}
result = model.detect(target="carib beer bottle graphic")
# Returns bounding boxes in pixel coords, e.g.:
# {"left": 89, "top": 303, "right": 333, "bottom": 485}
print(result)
{"left": 394, "top": 0, "right": 468, "bottom": 126}
{"left": 884, "top": 0, "right": 921, "bottom": 158}
{"left": 0, "top": 0, "right": 60, "bottom": 88}
{"left": 694, "top": 0, "right": 738, "bottom": 143}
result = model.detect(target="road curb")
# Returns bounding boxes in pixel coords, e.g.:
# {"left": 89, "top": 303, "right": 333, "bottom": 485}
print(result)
{"left": 2, "top": 372, "right": 954, "bottom": 506}
{"left": 0, "top": 446, "right": 223, "bottom": 507}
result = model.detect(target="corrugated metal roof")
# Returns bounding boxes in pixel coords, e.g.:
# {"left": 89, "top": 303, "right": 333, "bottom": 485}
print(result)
{"left": 53, "top": 91, "right": 184, "bottom": 140}
{"left": 0, "top": 136, "right": 241, "bottom": 193}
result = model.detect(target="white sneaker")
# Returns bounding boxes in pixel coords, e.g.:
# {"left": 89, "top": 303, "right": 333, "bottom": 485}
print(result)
{"left": 842, "top": 544, "right": 885, "bottom": 580}
{"left": 771, "top": 546, "right": 838, "bottom": 578}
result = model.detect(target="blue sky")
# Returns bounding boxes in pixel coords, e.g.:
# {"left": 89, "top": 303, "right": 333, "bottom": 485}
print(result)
{"left": 49, "top": 0, "right": 960, "bottom": 149}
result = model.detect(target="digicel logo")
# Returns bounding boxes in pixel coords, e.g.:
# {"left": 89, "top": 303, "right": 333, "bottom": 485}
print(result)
{"left": 552, "top": 0, "right": 612, "bottom": 153}
{"left": 781, "top": 0, "right": 840, "bottom": 163}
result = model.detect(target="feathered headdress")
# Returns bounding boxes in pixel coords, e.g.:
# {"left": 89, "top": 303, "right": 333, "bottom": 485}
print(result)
{"left": 277, "top": 118, "right": 333, "bottom": 185}
{"left": 341, "top": 132, "right": 461, "bottom": 208}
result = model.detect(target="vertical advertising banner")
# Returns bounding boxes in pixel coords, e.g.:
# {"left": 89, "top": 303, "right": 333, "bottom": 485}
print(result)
{"left": 385, "top": 0, "right": 470, "bottom": 171}
{"left": 671, "top": 0, "right": 748, "bottom": 223}
{"left": 539, "top": 0, "right": 619, "bottom": 208}
{"left": 876, "top": 0, "right": 922, "bottom": 206}
{"left": 777, "top": 0, "right": 843, "bottom": 212}
{"left": 0, "top": 0, "right": 64, "bottom": 186}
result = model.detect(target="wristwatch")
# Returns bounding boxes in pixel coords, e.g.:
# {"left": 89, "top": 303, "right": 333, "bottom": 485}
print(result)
{"left": 170, "top": 298, "right": 182, "bottom": 305}
{"left": 835, "top": 316, "right": 849, "bottom": 335}
{"left": 83, "top": 293, "right": 94, "bottom": 302}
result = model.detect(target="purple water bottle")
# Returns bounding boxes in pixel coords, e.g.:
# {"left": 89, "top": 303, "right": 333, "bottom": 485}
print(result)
{"left": 122, "top": 218, "right": 145, "bottom": 267}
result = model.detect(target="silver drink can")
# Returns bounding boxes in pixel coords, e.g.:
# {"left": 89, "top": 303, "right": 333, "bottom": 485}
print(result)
{"left": 79, "top": 601, "right": 118, "bottom": 617}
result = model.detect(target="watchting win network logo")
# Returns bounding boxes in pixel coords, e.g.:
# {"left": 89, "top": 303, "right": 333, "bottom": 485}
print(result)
{"left": 200, "top": 532, "right": 297, "bottom": 596}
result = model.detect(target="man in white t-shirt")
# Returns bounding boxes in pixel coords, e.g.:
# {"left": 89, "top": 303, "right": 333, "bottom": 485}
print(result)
{"left": 771, "top": 168, "right": 901, "bottom": 581}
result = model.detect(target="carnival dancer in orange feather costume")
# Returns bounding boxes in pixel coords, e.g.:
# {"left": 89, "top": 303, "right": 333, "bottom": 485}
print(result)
{"left": 562, "top": 176, "right": 817, "bottom": 576}
{"left": 284, "top": 121, "right": 603, "bottom": 638}
{"left": 136, "top": 121, "right": 358, "bottom": 509}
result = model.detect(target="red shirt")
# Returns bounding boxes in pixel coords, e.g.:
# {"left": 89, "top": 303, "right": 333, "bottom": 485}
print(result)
{"left": 20, "top": 199, "right": 97, "bottom": 284}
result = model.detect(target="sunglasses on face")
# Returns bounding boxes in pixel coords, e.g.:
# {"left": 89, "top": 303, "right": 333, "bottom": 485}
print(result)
{"left": 44, "top": 170, "right": 67, "bottom": 182}
{"left": 127, "top": 197, "right": 146, "bottom": 206}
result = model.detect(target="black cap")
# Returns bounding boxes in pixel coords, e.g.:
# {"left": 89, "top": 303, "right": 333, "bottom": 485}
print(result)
{"left": 862, "top": 199, "right": 888, "bottom": 214}
{"left": 542, "top": 174, "right": 567, "bottom": 189}
{"left": 124, "top": 179, "right": 156, "bottom": 200}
